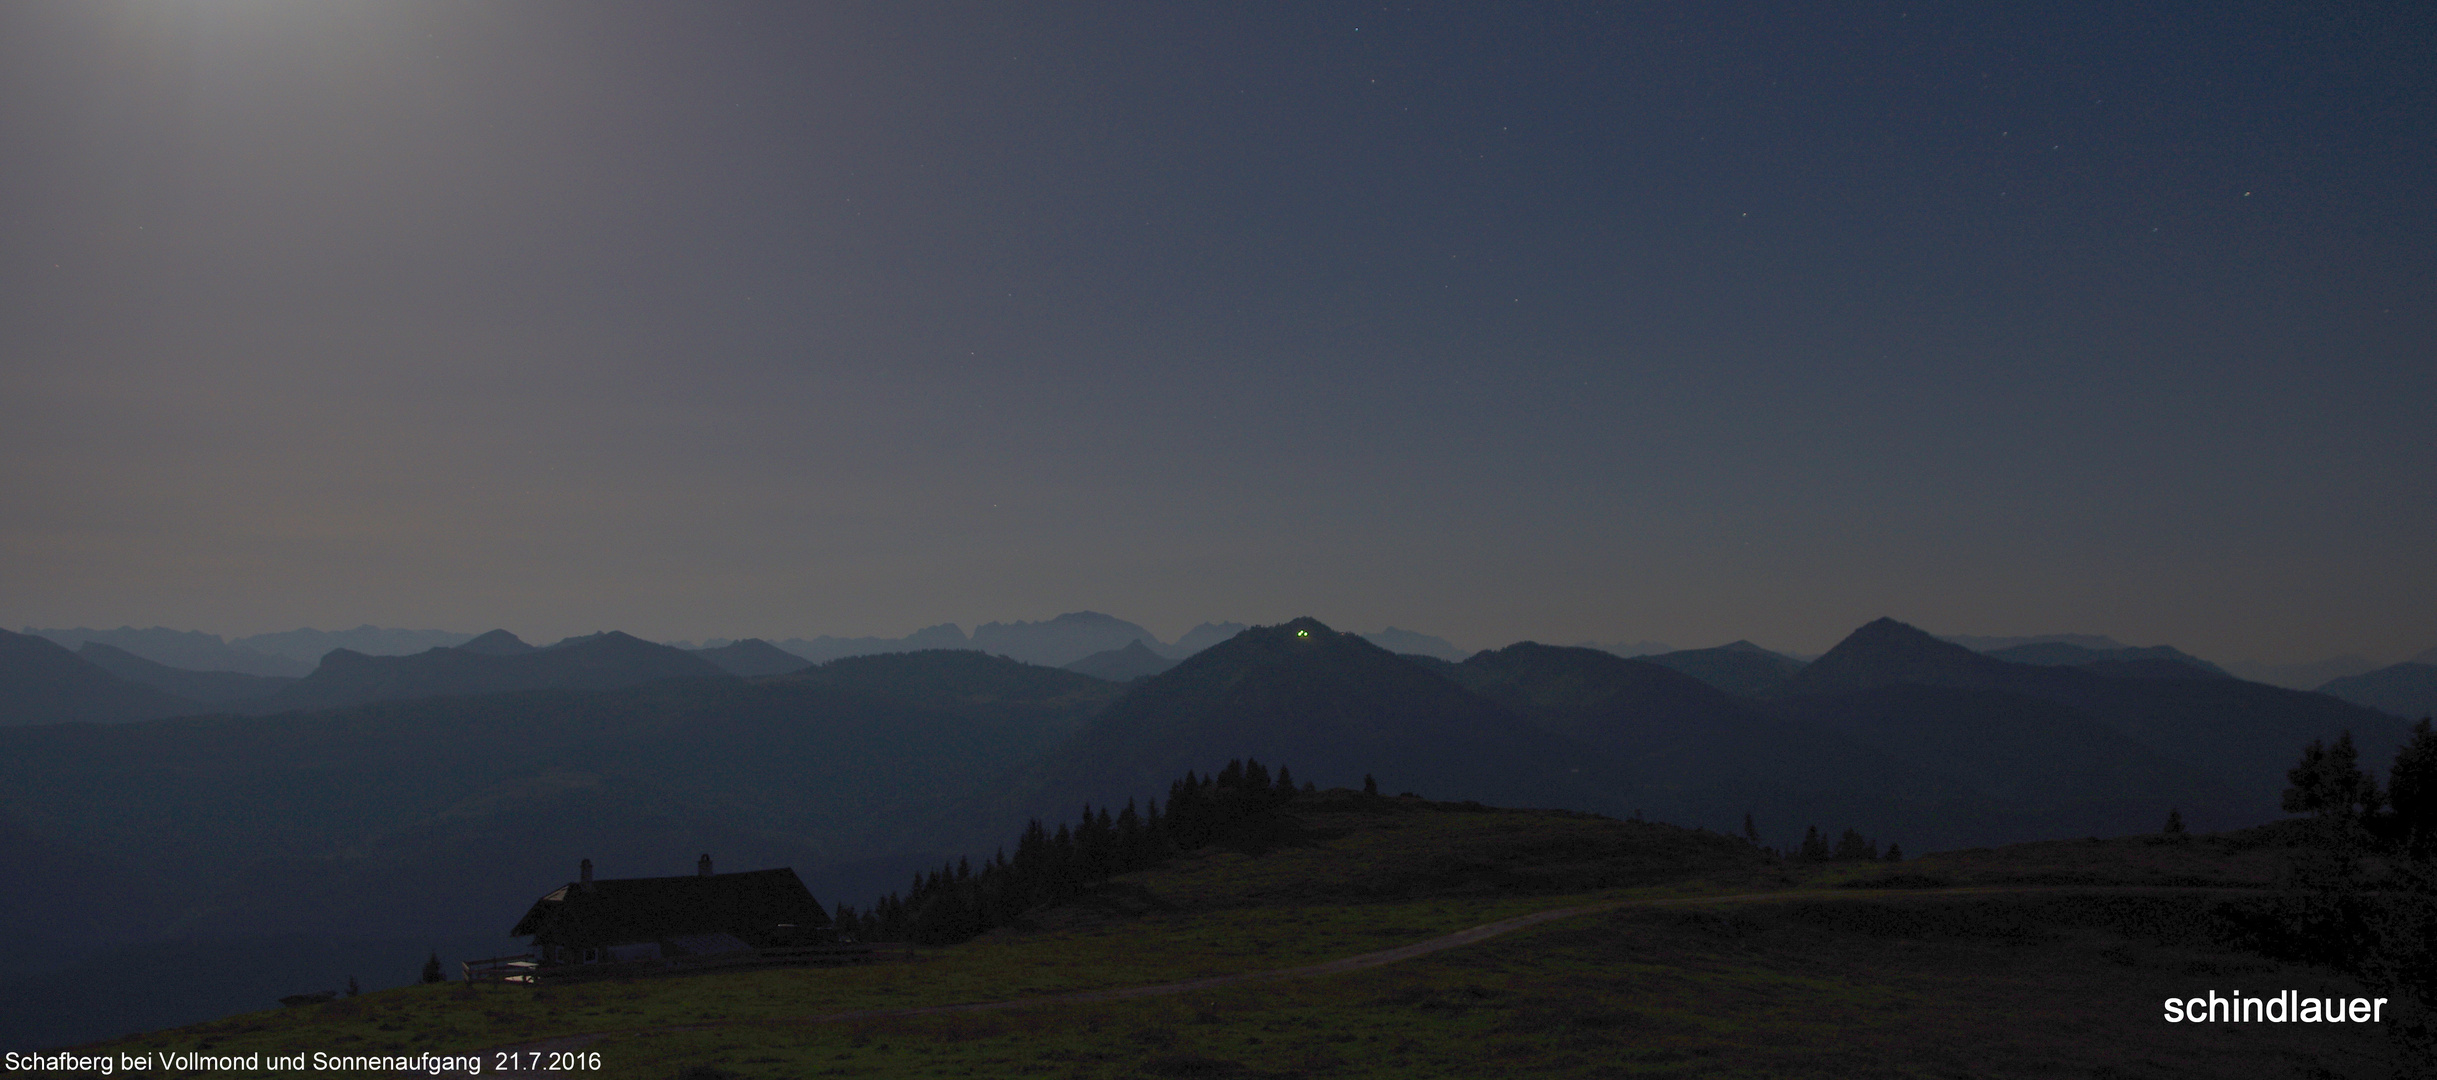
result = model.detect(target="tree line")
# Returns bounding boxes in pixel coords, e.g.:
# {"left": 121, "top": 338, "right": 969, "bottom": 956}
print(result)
{"left": 2280, "top": 718, "right": 2437, "bottom": 856}
{"left": 1737, "top": 812, "right": 1903, "bottom": 863}
{"left": 832, "top": 711, "right": 2437, "bottom": 948}
{"left": 2261, "top": 717, "right": 2437, "bottom": 1065}
{"left": 832, "top": 757, "right": 1317, "bottom": 945}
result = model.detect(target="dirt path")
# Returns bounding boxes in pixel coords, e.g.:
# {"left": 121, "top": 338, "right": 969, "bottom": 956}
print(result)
{"left": 797, "top": 896, "right": 1643, "bottom": 1022}
{"left": 738, "top": 885, "right": 2133, "bottom": 1024}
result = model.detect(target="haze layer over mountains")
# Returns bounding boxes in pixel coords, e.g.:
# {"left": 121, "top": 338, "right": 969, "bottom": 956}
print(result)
{"left": 2, "top": 611, "right": 2431, "bottom": 1049}
{"left": 10, "top": 613, "right": 1473, "bottom": 720}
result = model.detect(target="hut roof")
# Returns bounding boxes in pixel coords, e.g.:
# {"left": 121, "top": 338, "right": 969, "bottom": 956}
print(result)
{"left": 510, "top": 866, "right": 829, "bottom": 943}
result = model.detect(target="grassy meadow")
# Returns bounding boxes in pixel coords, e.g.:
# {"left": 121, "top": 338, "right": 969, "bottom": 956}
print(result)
{"left": 74, "top": 799, "right": 2416, "bottom": 1078}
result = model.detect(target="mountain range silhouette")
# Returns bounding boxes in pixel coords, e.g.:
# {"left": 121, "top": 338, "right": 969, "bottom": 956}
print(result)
{"left": 0, "top": 614, "right": 2423, "bottom": 1050}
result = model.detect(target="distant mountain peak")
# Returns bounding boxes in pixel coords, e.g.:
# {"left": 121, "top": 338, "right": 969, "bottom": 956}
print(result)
{"left": 275, "top": 630, "right": 730, "bottom": 710}
{"left": 24, "top": 625, "right": 312, "bottom": 677}
{"left": 457, "top": 630, "right": 535, "bottom": 656}
{"left": 230, "top": 626, "right": 476, "bottom": 664}
{"left": 1017, "top": 616, "right": 1601, "bottom": 824}
{"left": 2318, "top": 662, "right": 2437, "bottom": 719}
{"left": 978, "top": 611, "right": 1136, "bottom": 630}
{"left": 73, "top": 641, "right": 295, "bottom": 705}
{"left": 1274, "top": 616, "right": 1344, "bottom": 641}
{"left": 544, "top": 631, "right": 692, "bottom": 656}
{"left": 544, "top": 631, "right": 628, "bottom": 649}
{"left": 903, "top": 623, "right": 970, "bottom": 646}
{"left": 1063, "top": 638, "right": 1180, "bottom": 682}
{"left": 1777, "top": 618, "right": 2001, "bottom": 697}
{"left": 688, "top": 638, "right": 813, "bottom": 678}
{"left": 1359, "top": 626, "right": 1469, "bottom": 662}
{"left": 970, "top": 612, "right": 1164, "bottom": 667}
{"left": 0, "top": 628, "right": 203, "bottom": 723}
{"left": 1984, "top": 641, "right": 2232, "bottom": 681}
{"left": 1640, "top": 640, "right": 1807, "bottom": 697}
{"left": 1577, "top": 639, "right": 1675, "bottom": 658}
{"left": 1824, "top": 617, "right": 1948, "bottom": 655}
{"left": 1161, "top": 618, "right": 1374, "bottom": 671}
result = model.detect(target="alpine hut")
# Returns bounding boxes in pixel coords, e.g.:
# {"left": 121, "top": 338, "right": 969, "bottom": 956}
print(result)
{"left": 511, "top": 855, "right": 834, "bottom": 967}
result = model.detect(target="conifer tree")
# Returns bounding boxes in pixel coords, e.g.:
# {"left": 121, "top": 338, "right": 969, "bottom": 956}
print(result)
{"left": 421, "top": 951, "right": 444, "bottom": 984}
{"left": 1882, "top": 842, "right": 1903, "bottom": 862}
{"left": 877, "top": 894, "right": 906, "bottom": 941}
{"left": 1116, "top": 799, "right": 1144, "bottom": 866}
{"left": 1743, "top": 812, "right": 1761, "bottom": 845}
{"left": 1168, "top": 772, "right": 1213, "bottom": 850}
{"left": 1833, "top": 828, "right": 1876, "bottom": 861}
{"left": 2390, "top": 718, "right": 2437, "bottom": 860}
{"left": 1080, "top": 804, "right": 1119, "bottom": 878}
{"left": 2163, "top": 809, "right": 2186, "bottom": 835}
{"left": 1799, "top": 826, "right": 1830, "bottom": 861}
{"left": 1363, "top": 774, "right": 1379, "bottom": 797}
{"left": 2285, "top": 731, "right": 2383, "bottom": 831}
{"left": 912, "top": 876, "right": 978, "bottom": 944}
{"left": 1051, "top": 823, "right": 1078, "bottom": 893}
{"left": 852, "top": 764, "right": 1369, "bottom": 945}
{"left": 1143, "top": 798, "right": 1173, "bottom": 861}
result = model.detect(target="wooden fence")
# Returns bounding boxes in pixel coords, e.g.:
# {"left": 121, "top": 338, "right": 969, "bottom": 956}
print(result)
{"left": 462, "top": 943, "right": 911, "bottom": 985}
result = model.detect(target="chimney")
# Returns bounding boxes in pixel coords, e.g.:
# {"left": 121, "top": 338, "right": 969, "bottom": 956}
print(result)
{"left": 698, "top": 853, "right": 713, "bottom": 877}
{"left": 580, "top": 858, "right": 593, "bottom": 885}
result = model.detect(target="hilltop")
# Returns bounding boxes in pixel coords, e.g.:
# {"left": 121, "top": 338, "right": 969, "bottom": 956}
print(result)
{"left": 1036, "top": 788, "right": 1777, "bottom": 918}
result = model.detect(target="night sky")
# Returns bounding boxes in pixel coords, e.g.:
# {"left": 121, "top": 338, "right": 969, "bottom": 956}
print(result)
{"left": 4, "top": 2, "right": 2430, "bottom": 663}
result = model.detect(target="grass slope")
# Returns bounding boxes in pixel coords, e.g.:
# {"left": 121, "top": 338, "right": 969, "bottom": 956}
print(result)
{"left": 70, "top": 796, "right": 2416, "bottom": 1078}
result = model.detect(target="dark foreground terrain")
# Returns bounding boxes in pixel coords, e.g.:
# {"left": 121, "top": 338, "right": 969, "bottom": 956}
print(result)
{"left": 68, "top": 793, "right": 2423, "bottom": 1078}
